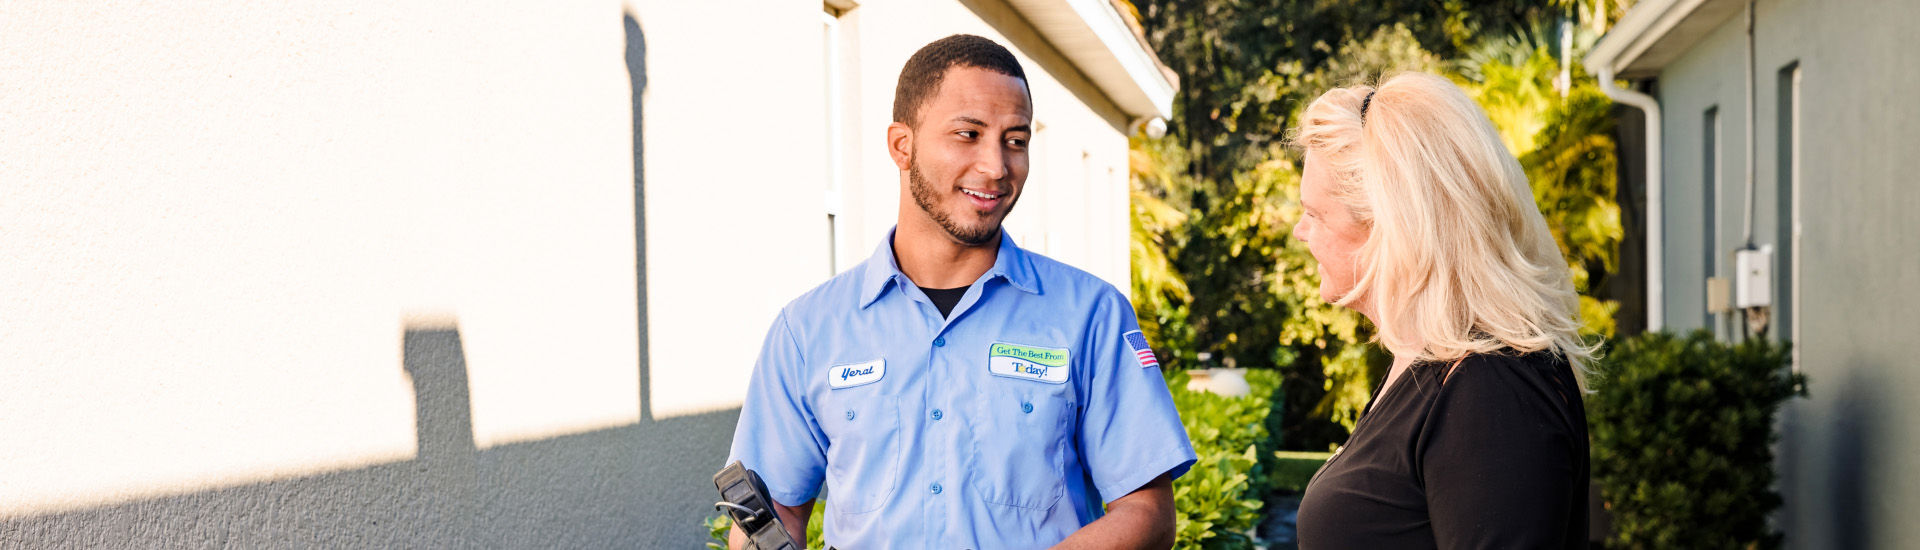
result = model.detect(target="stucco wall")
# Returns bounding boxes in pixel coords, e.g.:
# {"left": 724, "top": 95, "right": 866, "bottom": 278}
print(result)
{"left": 1651, "top": 0, "right": 1920, "bottom": 547}
{"left": 1, "top": 0, "right": 1142, "bottom": 546}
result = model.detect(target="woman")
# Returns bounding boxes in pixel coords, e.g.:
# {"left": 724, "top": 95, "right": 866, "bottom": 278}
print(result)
{"left": 1290, "top": 72, "right": 1593, "bottom": 549}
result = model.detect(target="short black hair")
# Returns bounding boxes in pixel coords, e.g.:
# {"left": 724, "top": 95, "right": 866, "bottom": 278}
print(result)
{"left": 892, "top": 34, "right": 1029, "bottom": 127}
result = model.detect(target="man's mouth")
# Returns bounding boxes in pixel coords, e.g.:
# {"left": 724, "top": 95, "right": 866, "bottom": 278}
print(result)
{"left": 960, "top": 187, "right": 1003, "bottom": 209}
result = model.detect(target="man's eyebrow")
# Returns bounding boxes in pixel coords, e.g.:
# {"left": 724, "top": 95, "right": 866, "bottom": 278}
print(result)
{"left": 950, "top": 117, "right": 1031, "bottom": 134}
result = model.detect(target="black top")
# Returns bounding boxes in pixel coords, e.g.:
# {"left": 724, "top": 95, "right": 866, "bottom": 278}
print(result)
{"left": 918, "top": 285, "right": 968, "bottom": 318}
{"left": 1297, "top": 349, "right": 1589, "bottom": 549}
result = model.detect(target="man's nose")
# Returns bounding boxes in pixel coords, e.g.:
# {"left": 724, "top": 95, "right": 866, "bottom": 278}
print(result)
{"left": 974, "top": 145, "right": 1008, "bottom": 181}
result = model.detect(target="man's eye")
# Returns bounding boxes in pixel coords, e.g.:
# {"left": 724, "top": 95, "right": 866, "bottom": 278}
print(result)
{"left": 957, "top": 130, "right": 979, "bottom": 139}
{"left": 1006, "top": 137, "right": 1028, "bottom": 148}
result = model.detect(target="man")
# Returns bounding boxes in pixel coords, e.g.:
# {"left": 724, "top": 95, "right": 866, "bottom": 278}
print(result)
{"left": 727, "top": 34, "right": 1193, "bottom": 549}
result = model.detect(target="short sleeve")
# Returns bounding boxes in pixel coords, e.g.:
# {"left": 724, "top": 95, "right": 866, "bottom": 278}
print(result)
{"left": 724, "top": 309, "right": 829, "bottom": 506}
{"left": 1419, "top": 356, "right": 1581, "bottom": 548}
{"left": 1077, "top": 291, "right": 1197, "bottom": 503}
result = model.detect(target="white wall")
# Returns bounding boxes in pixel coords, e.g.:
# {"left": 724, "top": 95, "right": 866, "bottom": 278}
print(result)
{"left": 2, "top": 0, "right": 647, "bottom": 516}
{"left": 0, "top": 0, "right": 1142, "bottom": 545}
{"left": 629, "top": 1, "right": 834, "bottom": 419}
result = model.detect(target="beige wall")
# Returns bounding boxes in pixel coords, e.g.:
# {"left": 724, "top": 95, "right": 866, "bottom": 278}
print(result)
{"left": 0, "top": 0, "right": 1141, "bottom": 545}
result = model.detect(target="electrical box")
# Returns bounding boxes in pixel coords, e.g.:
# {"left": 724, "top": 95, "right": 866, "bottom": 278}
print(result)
{"left": 1734, "top": 245, "right": 1773, "bottom": 308}
{"left": 1706, "top": 276, "right": 1731, "bottom": 313}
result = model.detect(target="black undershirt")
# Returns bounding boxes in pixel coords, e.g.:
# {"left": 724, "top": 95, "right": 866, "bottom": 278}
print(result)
{"left": 919, "top": 286, "right": 969, "bottom": 318}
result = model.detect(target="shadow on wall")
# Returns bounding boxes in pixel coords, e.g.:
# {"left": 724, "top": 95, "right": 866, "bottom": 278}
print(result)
{"left": 1775, "top": 361, "right": 1881, "bottom": 550}
{"left": 0, "top": 323, "right": 736, "bottom": 548}
{"left": 1782, "top": 367, "right": 1878, "bottom": 550}
{"left": 1822, "top": 372, "right": 1874, "bottom": 550}
{"left": 0, "top": 14, "right": 736, "bottom": 548}
{"left": 629, "top": 9, "right": 652, "bottom": 424}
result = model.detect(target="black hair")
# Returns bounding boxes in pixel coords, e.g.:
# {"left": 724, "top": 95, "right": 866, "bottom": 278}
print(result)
{"left": 891, "top": 34, "right": 1028, "bottom": 127}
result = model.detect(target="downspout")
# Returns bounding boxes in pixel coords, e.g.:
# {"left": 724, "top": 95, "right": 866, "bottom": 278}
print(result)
{"left": 1741, "top": 0, "right": 1758, "bottom": 247}
{"left": 1736, "top": 0, "right": 1758, "bottom": 339}
{"left": 1596, "top": 69, "right": 1665, "bottom": 332}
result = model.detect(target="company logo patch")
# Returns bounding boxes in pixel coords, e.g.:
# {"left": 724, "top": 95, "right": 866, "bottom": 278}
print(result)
{"left": 827, "top": 359, "right": 886, "bottom": 389}
{"left": 987, "top": 342, "right": 1070, "bottom": 384}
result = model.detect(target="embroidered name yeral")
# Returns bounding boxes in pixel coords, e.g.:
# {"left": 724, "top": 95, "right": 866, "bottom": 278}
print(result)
{"left": 828, "top": 359, "right": 886, "bottom": 389}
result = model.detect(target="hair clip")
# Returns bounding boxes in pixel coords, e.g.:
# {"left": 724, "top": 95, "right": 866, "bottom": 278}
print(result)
{"left": 1360, "top": 90, "right": 1377, "bottom": 124}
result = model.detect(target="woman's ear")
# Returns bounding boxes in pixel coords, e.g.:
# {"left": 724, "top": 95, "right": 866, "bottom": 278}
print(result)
{"left": 887, "top": 122, "right": 913, "bottom": 170}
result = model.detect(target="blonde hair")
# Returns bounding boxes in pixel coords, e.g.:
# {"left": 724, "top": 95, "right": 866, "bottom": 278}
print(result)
{"left": 1292, "top": 72, "right": 1593, "bottom": 388}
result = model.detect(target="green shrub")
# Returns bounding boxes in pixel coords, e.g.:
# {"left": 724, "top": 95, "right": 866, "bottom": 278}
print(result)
{"left": 1587, "top": 330, "right": 1805, "bottom": 550}
{"left": 1165, "top": 368, "right": 1285, "bottom": 549}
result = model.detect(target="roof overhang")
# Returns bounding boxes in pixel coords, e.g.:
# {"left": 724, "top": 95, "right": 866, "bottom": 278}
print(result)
{"left": 1003, "top": 0, "right": 1178, "bottom": 121}
{"left": 1586, "top": 0, "right": 1745, "bottom": 80}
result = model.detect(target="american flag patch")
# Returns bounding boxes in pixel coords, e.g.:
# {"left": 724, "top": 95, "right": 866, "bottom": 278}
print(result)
{"left": 1124, "top": 330, "right": 1159, "bottom": 369}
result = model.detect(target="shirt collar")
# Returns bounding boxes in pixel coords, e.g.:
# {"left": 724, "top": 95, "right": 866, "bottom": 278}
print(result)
{"left": 858, "top": 227, "right": 1042, "bottom": 309}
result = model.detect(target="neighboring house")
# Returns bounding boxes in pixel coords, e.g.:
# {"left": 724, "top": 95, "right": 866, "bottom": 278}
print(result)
{"left": 1587, "top": 0, "right": 1918, "bottom": 548}
{"left": 0, "top": 0, "right": 1172, "bottom": 547}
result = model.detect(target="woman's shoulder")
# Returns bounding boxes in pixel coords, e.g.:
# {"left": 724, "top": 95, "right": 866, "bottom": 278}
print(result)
{"left": 1421, "top": 348, "right": 1579, "bottom": 419}
{"left": 1434, "top": 348, "right": 1567, "bottom": 385}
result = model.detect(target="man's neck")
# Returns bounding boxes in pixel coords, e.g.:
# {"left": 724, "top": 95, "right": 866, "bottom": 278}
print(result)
{"left": 892, "top": 221, "right": 1001, "bottom": 290}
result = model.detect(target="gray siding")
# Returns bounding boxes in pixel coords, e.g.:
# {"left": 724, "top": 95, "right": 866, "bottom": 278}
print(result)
{"left": 1651, "top": 0, "right": 1920, "bottom": 548}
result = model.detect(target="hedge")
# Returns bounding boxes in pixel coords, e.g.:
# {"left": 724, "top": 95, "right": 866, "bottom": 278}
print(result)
{"left": 1588, "top": 330, "right": 1806, "bottom": 549}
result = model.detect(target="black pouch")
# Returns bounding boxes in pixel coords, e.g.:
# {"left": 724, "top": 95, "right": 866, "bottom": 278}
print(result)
{"left": 713, "top": 461, "right": 801, "bottom": 550}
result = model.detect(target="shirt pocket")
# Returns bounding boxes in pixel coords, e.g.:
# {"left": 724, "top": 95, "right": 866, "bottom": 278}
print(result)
{"left": 819, "top": 394, "right": 904, "bottom": 515}
{"left": 967, "top": 383, "right": 1073, "bottom": 511}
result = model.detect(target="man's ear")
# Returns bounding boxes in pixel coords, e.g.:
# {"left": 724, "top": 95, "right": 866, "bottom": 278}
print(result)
{"left": 886, "top": 122, "right": 913, "bottom": 171}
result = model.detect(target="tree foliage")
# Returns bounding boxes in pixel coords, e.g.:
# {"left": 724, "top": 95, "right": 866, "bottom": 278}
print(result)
{"left": 1139, "top": 0, "right": 1557, "bottom": 184}
{"left": 1131, "top": 0, "right": 1630, "bottom": 449}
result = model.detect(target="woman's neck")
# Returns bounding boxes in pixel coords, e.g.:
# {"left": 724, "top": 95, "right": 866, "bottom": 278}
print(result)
{"left": 1359, "top": 303, "right": 1425, "bottom": 393}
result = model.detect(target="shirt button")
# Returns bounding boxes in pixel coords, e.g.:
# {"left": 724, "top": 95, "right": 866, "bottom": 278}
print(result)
{"left": 846, "top": 410, "right": 855, "bottom": 421}
{"left": 933, "top": 337, "right": 946, "bottom": 347}
{"left": 930, "top": 483, "right": 943, "bottom": 495}
{"left": 931, "top": 409, "right": 943, "bottom": 421}
{"left": 1021, "top": 402, "right": 1034, "bottom": 414}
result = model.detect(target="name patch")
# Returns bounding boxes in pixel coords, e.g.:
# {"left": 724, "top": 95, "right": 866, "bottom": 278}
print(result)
{"left": 827, "top": 359, "right": 886, "bottom": 389}
{"left": 987, "top": 342, "right": 1070, "bottom": 384}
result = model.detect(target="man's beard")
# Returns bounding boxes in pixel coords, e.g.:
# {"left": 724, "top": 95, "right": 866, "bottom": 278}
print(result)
{"left": 909, "top": 161, "right": 1004, "bottom": 246}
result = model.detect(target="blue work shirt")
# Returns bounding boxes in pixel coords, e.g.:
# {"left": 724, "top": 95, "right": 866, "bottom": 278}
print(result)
{"left": 726, "top": 229, "right": 1196, "bottom": 549}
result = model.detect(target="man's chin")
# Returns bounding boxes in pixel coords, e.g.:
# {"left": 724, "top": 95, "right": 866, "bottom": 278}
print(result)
{"left": 944, "top": 222, "right": 1001, "bottom": 246}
